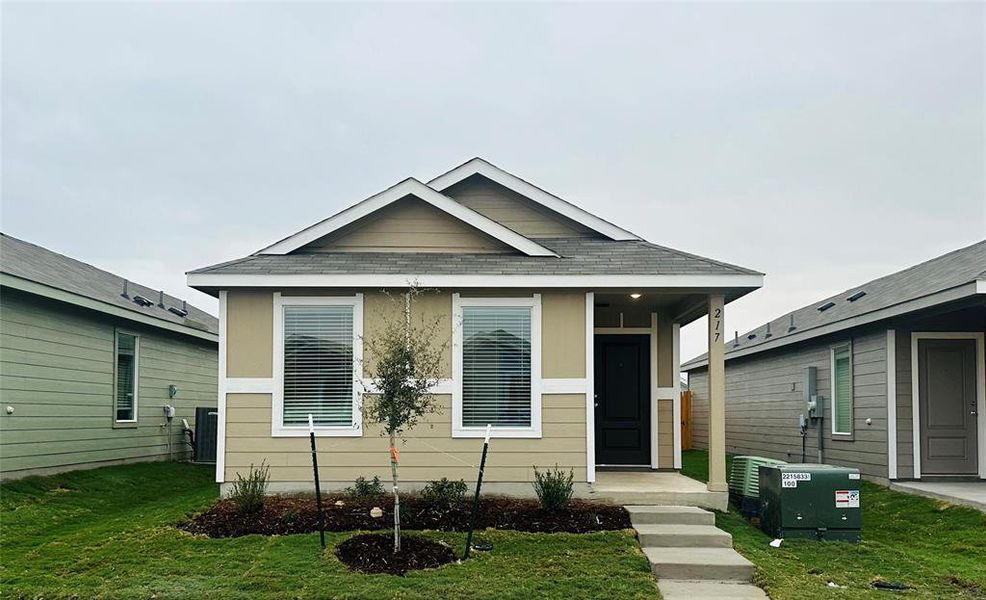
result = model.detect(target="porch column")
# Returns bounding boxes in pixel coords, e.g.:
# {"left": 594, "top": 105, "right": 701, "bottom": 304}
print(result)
{"left": 707, "top": 294, "right": 727, "bottom": 492}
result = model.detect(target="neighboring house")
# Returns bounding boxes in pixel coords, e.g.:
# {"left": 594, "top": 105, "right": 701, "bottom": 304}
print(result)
{"left": 683, "top": 241, "right": 986, "bottom": 483}
{"left": 0, "top": 234, "right": 219, "bottom": 479}
{"left": 187, "top": 157, "right": 763, "bottom": 495}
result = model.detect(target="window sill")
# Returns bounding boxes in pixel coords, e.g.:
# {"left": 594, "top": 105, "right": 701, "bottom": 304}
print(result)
{"left": 113, "top": 420, "right": 138, "bottom": 429}
{"left": 453, "top": 427, "right": 542, "bottom": 439}
{"left": 272, "top": 425, "right": 362, "bottom": 438}
{"left": 831, "top": 432, "right": 854, "bottom": 441}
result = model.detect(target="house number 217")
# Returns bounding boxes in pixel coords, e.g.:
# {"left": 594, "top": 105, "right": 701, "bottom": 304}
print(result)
{"left": 712, "top": 307, "right": 722, "bottom": 342}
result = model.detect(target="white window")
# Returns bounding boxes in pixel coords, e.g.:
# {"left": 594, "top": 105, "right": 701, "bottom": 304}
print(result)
{"left": 114, "top": 331, "right": 139, "bottom": 422}
{"left": 272, "top": 294, "right": 363, "bottom": 436}
{"left": 452, "top": 294, "right": 541, "bottom": 438}
{"left": 831, "top": 342, "right": 853, "bottom": 436}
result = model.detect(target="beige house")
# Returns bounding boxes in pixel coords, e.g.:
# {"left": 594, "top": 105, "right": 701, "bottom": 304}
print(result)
{"left": 187, "top": 158, "right": 761, "bottom": 500}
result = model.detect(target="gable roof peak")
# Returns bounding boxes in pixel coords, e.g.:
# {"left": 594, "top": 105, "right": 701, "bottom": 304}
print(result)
{"left": 428, "top": 157, "right": 642, "bottom": 242}
{"left": 256, "top": 176, "right": 558, "bottom": 257}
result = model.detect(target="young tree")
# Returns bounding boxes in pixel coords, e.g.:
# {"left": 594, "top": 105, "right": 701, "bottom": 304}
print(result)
{"left": 361, "top": 287, "right": 447, "bottom": 552}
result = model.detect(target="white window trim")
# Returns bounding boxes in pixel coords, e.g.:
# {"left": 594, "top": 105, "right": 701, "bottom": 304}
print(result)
{"left": 830, "top": 341, "right": 853, "bottom": 436}
{"left": 452, "top": 293, "right": 542, "bottom": 438}
{"left": 272, "top": 292, "right": 364, "bottom": 437}
{"left": 113, "top": 329, "right": 140, "bottom": 424}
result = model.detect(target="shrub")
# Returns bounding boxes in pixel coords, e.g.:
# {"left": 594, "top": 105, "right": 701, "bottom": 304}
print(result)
{"left": 345, "top": 475, "right": 386, "bottom": 498}
{"left": 532, "top": 465, "right": 574, "bottom": 510}
{"left": 421, "top": 478, "right": 468, "bottom": 507}
{"left": 230, "top": 461, "right": 269, "bottom": 514}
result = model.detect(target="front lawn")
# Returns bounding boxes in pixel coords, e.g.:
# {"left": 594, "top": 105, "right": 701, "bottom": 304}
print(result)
{"left": 0, "top": 462, "right": 657, "bottom": 600}
{"left": 682, "top": 450, "right": 986, "bottom": 599}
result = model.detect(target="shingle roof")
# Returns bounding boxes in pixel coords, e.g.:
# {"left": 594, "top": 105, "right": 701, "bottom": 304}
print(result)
{"left": 188, "top": 238, "right": 762, "bottom": 277}
{"left": 682, "top": 239, "right": 986, "bottom": 369}
{"left": 2, "top": 233, "right": 218, "bottom": 336}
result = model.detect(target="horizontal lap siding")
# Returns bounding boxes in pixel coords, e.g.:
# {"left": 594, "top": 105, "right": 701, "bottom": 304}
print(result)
{"left": 0, "top": 290, "right": 217, "bottom": 478}
{"left": 223, "top": 289, "right": 590, "bottom": 484}
{"left": 224, "top": 393, "right": 587, "bottom": 483}
{"left": 688, "top": 329, "right": 889, "bottom": 479}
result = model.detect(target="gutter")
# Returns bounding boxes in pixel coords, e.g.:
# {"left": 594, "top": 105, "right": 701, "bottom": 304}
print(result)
{"left": 682, "top": 280, "right": 983, "bottom": 370}
{"left": 1, "top": 274, "right": 218, "bottom": 343}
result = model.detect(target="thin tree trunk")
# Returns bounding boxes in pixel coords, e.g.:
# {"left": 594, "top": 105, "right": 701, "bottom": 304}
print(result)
{"left": 390, "top": 433, "right": 401, "bottom": 552}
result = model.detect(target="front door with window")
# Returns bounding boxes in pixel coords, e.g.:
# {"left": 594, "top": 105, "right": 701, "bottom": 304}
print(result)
{"left": 918, "top": 338, "right": 979, "bottom": 475}
{"left": 594, "top": 334, "right": 650, "bottom": 465}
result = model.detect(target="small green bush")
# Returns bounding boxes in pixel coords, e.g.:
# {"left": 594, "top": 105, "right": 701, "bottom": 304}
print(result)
{"left": 345, "top": 476, "right": 386, "bottom": 498}
{"left": 532, "top": 465, "right": 574, "bottom": 510}
{"left": 230, "top": 461, "right": 269, "bottom": 513}
{"left": 421, "top": 478, "right": 467, "bottom": 507}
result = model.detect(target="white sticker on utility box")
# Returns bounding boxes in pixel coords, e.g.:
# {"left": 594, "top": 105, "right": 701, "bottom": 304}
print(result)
{"left": 781, "top": 472, "right": 811, "bottom": 488}
{"left": 835, "top": 489, "right": 860, "bottom": 508}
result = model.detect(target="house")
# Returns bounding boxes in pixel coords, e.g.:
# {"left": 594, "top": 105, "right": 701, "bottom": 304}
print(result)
{"left": 0, "top": 234, "right": 219, "bottom": 479}
{"left": 186, "top": 158, "right": 763, "bottom": 499}
{"left": 683, "top": 241, "right": 986, "bottom": 487}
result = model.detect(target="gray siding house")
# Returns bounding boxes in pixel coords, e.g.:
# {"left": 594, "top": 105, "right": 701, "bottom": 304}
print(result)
{"left": 1, "top": 234, "right": 219, "bottom": 479}
{"left": 683, "top": 241, "right": 985, "bottom": 483}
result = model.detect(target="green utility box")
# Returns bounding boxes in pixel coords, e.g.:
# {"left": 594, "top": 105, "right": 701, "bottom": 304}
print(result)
{"left": 729, "top": 456, "right": 787, "bottom": 517}
{"left": 758, "top": 464, "right": 861, "bottom": 542}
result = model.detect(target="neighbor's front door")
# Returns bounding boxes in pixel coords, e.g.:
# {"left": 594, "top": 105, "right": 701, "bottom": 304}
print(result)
{"left": 918, "top": 338, "right": 979, "bottom": 476}
{"left": 594, "top": 334, "right": 650, "bottom": 465}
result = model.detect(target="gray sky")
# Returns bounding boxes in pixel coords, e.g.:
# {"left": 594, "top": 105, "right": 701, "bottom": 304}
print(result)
{"left": 3, "top": 2, "right": 984, "bottom": 361}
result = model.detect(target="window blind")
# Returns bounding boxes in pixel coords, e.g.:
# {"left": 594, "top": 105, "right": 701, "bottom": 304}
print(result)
{"left": 462, "top": 306, "right": 532, "bottom": 427}
{"left": 115, "top": 333, "right": 137, "bottom": 421}
{"left": 833, "top": 345, "right": 852, "bottom": 434}
{"left": 283, "top": 305, "right": 354, "bottom": 427}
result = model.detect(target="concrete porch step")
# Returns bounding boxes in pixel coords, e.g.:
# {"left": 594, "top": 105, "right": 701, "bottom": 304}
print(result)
{"left": 635, "top": 524, "right": 732, "bottom": 547}
{"left": 658, "top": 580, "right": 769, "bottom": 600}
{"left": 592, "top": 489, "right": 728, "bottom": 510}
{"left": 643, "top": 547, "right": 755, "bottom": 581}
{"left": 626, "top": 505, "right": 715, "bottom": 526}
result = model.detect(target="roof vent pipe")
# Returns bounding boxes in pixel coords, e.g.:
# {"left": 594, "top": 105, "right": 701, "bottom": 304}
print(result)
{"left": 787, "top": 314, "right": 797, "bottom": 333}
{"left": 121, "top": 279, "right": 129, "bottom": 299}
{"left": 158, "top": 291, "right": 165, "bottom": 308}
{"left": 765, "top": 323, "right": 773, "bottom": 339}
{"left": 733, "top": 331, "right": 740, "bottom": 347}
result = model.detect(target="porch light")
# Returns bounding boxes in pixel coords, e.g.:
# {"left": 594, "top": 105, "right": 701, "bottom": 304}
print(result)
{"left": 629, "top": 293, "right": 642, "bottom": 300}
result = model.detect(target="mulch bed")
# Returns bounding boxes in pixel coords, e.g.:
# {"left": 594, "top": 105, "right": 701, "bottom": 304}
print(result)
{"left": 335, "top": 533, "right": 456, "bottom": 575}
{"left": 181, "top": 495, "right": 630, "bottom": 538}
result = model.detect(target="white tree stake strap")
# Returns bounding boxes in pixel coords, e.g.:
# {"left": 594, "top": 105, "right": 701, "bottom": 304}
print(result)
{"left": 308, "top": 413, "right": 315, "bottom": 434}
{"left": 484, "top": 423, "right": 492, "bottom": 444}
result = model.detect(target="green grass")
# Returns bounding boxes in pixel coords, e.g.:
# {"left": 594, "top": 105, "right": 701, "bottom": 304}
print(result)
{"left": 682, "top": 450, "right": 986, "bottom": 599}
{"left": 1, "top": 462, "right": 658, "bottom": 600}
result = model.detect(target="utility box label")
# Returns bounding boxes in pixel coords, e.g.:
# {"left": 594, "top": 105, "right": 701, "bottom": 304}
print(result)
{"left": 848, "top": 473, "right": 860, "bottom": 480}
{"left": 782, "top": 472, "right": 811, "bottom": 487}
{"left": 835, "top": 489, "right": 860, "bottom": 508}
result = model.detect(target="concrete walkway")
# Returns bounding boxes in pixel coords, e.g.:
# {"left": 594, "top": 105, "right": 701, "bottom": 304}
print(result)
{"left": 890, "top": 481, "right": 986, "bottom": 512}
{"left": 591, "top": 471, "right": 728, "bottom": 511}
{"left": 627, "top": 505, "right": 768, "bottom": 600}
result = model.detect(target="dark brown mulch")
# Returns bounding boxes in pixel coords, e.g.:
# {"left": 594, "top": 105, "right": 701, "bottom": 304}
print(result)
{"left": 335, "top": 533, "right": 456, "bottom": 575}
{"left": 181, "top": 495, "right": 630, "bottom": 538}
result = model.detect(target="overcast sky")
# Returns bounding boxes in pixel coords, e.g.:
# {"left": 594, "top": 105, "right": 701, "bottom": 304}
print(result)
{"left": 3, "top": 2, "right": 984, "bottom": 361}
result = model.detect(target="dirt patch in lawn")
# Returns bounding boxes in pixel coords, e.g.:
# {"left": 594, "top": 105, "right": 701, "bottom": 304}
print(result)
{"left": 335, "top": 533, "right": 457, "bottom": 575}
{"left": 181, "top": 495, "right": 630, "bottom": 537}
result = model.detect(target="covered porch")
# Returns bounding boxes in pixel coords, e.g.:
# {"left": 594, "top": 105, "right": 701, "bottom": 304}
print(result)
{"left": 585, "top": 290, "right": 735, "bottom": 502}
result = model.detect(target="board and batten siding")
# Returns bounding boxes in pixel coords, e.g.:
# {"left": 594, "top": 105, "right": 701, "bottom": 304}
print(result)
{"left": 0, "top": 289, "right": 218, "bottom": 478}
{"left": 223, "top": 289, "right": 588, "bottom": 490}
{"left": 301, "top": 196, "right": 514, "bottom": 254}
{"left": 688, "top": 329, "right": 889, "bottom": 480}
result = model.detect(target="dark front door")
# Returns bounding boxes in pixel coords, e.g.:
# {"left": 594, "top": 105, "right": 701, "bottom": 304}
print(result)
{"left": 595, "top": 334, "right": 650, "bottom": 465}
{"left": 919, "top": 338, "right": 979, "bottom": 475}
